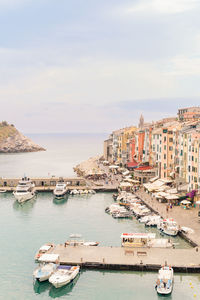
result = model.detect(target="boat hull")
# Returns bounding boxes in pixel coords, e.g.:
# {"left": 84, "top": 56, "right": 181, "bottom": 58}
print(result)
{"left": 49, "top": 267, "right": 79, "bottom": 288}
{"left": 14, "top": 191, "right": 35, "bottom": 203}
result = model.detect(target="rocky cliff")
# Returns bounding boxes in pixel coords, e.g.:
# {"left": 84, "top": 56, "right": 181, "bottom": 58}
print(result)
{"left": 0, "top": 122, "right": 45, "bottom": 153}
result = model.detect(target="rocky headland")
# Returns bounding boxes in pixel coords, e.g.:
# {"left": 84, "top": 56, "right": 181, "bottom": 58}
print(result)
{"left": 0, "top": 121, "right": 45, "bottom": 153}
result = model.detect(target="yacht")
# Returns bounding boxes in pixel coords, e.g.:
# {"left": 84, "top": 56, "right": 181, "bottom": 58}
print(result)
{"left": 53, "top": 182, "right": 68, "bottom": 199}
{"left": 158, "top": 218, "right": 179, "bottom": 236}
{"left": 33, "top": 263, "right": 58, "bottom": 282}
{"left": 13, "top": 177, "right": 35, "bottom": 203}
{"left": 49, "top": 265, "right": 80, "bottom": 288}
{"left": 156, "top": 266, "right": 174, "bottom": 295}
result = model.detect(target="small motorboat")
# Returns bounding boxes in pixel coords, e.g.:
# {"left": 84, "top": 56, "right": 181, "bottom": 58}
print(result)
{"left": 156, "top": 266, "right": 174, "bottom": 295}
{"left": 65, "top": 240, "right": 99, "bottom": 247}
{"left": 158, "top": 219, "right": 179, "bottom": 236}
{"left": 35, "top": 244, "right": 54, "bottom": 261}
{"left": 53, "top": 182, "right": 68, "bottom": 199}
{"left": 0, "top": 189, "right": 7, "bottom": 193}
{"left": 49, "top": 265, "right": 80, "bottom": 288}
{"left": 33, "top": 263, "right": 58, "bottom": 282}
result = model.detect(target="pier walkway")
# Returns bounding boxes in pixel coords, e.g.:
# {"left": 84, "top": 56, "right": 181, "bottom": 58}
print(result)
{"left": 49, "top": 244, "right": 200, "bottom": 273}
{"left": 136, "top": 188, "right": 200, "bottom": 247}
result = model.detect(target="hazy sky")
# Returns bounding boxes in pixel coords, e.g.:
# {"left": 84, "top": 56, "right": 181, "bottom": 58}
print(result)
{"left": 1, "top": 0, "right": 200, "bottom": 133}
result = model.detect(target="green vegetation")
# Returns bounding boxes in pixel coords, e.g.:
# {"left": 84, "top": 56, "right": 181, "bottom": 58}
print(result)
{"left": 0, "top": 122, "right": 17, "bottom": 142}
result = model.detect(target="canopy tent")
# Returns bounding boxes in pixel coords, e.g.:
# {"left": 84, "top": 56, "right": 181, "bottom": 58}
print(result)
{"left": 122, "top": 170, "right": 130, "bottom": 176}
{"left": 165, "top": 194, "right": 179, "bottom": 200}
{"left": 38, "top": 254, "right": 59, "bottom": 263}
{"left": 120, "top": 182, "right": 132, "bottom": 187}
{"left": 180, "top": 200, "right": 191, "bottom": 205}
{"left": 109, "top": 165, "right": 119, "bottom": 169}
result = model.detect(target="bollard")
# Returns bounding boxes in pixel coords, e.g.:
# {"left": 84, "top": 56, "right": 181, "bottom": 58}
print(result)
{"left": 103, "top": 258, "right": 105, "bottom": 263}
{"left": 81, "top": 257, "right": 83, "bottom": 263}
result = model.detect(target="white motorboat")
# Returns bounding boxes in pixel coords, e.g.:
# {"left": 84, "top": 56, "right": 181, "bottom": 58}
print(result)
{"left": 35, "top": 244, "right": 55, "bottom": 261}
{"left": 13, "top": 177, "right": 35, "bottom": 203}
{"left": 156, "top": 266, "right": 174, "bottom": 295}
{"left": 0, "top": 189, "right": 6, "bottom": 193}
{"left": 65, "top": 240, "right": 99, "bottom": 246}
{"left": 158, "top": 219, "right": 179, "bottom": 236}
{"left": 53, "top": 182, "right": 68, "bottom": 199}
{"left": 33, "top": 263, "right": 58, "bottom": 282}
{"left": 49, "top": 265, "right": 80, "bottom": 288}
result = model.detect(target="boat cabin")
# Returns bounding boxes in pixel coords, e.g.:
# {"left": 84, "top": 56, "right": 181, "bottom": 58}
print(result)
{"left": 121, "top": 233, "right": 156, "bottom": 248}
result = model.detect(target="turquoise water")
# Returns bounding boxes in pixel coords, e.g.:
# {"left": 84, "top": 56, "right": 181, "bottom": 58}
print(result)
{"left": 0, "top": 134, "right": 199, "bottom": 299}
{"left": 0, "top": 192, "right": 198, "bottom": 300}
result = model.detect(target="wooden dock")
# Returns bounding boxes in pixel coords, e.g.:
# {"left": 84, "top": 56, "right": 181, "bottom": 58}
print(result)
{"left": 48, "top": 245, "right": 200, "bottom": 273}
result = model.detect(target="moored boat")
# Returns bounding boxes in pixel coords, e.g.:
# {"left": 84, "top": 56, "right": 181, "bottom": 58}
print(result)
{"left": 121, "top": 233, "right": 173, "bottom": 248}
{"left": 53, "top": 182, "right": 68, "bottom": 199}
{"left": 158, "top": 218, "right": 179, "bottom": 236}
{"left": 13, "top": 177, "right": 35, "bottom": 203}
{"left": 33, "top": 263, "right": 58, "bottom": 282}
{"left": 35, "top": 244, "right": 55, "bottom": 261}
{"left": 156, "top": 266, "right": 174, "bottom": 295}
{"left": 49, "top": 265, "right": 80, "bottom": 288}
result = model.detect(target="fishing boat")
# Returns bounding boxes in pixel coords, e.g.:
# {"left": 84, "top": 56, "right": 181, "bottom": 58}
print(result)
{"left": 53, "top": 182, "right": 68, "bottom": 199}
{"left": 49, "top": 265, "right": 80, "bottom": 288}
{"left": 65, "top": 240, "right": 99, "bottom": 246}
{"left": 33, "top": 263, "right": 58, "bottom": 282}
{"left": 158, "top": 219, "right": 179, "bottom": 236}
{"left": 13, "top": 177, "right": 35, "bottom": 203}
{"left": 35, "top": 244, "right": 55, "bottom": 261}
{"left": 155, "top": 266, "right": 174, "bottom": 295}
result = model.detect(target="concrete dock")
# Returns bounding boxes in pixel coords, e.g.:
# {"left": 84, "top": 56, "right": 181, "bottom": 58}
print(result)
{"left": 48, "top": 244, "right": 200, "bottom": 273}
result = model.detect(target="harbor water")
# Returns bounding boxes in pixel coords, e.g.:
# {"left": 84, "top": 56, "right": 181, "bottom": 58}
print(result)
{"left": 0, "top": 134, "right": 200, "bottom": 299}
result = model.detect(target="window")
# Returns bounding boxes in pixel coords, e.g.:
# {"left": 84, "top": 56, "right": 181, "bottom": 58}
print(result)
{"left": 164, "top": 145, "right": 166, "bottom": 150}
{"left": 164, "top": 154, "right": 166, "bottom": 159}
{"left": 164, "top": 163, "right": 167, "bottom": 169}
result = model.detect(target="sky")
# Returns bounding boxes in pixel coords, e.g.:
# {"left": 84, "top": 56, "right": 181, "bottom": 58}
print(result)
{"left": 0, "top": 0, "right": 200, "bottom": 133}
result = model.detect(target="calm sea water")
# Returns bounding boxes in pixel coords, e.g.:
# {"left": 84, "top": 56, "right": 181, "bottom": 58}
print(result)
{"left": 0, "top": 134, "right": 199, "bottom": 300}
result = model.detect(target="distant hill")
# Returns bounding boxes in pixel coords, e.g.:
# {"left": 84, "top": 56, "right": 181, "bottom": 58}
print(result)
{"left": 0, "top": 121, "right": 45, "bottom": 153}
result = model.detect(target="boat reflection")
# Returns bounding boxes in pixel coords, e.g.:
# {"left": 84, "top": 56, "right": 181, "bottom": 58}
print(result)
{"left": 33, "top": 279, "right": 50, "bottom": 294}
{"left": 53, "top": 195, "right": 68, "bottom": 205}
{"left": 13, "top": 197, "right": 36, "bottom": 213}
{"left": 49, "top": 273, "right": 80, "bottom": 298}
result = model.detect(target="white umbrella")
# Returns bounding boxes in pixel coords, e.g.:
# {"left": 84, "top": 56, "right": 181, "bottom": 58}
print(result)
{"left": 180, "top": 200, "right": 191, "bottom": 205}
{"left": 196, "top": 200, "right": 200, "bottom": 205}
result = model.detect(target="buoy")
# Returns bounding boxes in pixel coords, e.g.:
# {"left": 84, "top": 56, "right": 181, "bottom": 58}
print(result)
{"left": 191, "top": 286, "right": 194, "bottom": 289}
{"left": 189, "top": 282, "right": 192, "bottom": 285}
{"left": 194, "top": 294, "right": 196, "bottom": 297}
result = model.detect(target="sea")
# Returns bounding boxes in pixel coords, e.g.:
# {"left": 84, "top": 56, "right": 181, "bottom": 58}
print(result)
{"left": 0, "top": 133, "right": 199, "bottom": 300}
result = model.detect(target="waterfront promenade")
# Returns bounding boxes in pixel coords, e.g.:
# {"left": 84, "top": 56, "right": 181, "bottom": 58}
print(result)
{"left": 136, "top": 188, "right": 200, "bottom": 247}
{"left": 48, "top": 244, "right": 200, "bottom": 272}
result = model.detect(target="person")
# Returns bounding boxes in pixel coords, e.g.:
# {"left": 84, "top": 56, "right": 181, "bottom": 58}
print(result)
{"left": 166, "top": 205, "right": 169, "bottom": 213}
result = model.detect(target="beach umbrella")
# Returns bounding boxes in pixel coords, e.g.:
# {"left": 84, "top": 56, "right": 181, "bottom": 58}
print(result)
{"left": 195, "top": 200, "right": 200, "bottom": 205}
{"left": 180, "top": 200, "right": 191, "bottom": 205}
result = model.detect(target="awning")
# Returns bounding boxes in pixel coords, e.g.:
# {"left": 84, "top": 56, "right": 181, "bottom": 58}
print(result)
{"left": 38, "top": 254, "right": 59, "bottom": 263}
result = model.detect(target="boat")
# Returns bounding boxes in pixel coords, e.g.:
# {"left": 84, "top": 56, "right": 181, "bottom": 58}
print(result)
{"left": 35, "top": 244, "right": 55, "bottom": 261}
{"left": 13, "top": 177, "right": 35, "bottom": 203}
{"left": 53, "top": 182, "right": 68, "bottom": 199}
{"left": 121, "top": 233, "right": 173, "bottom": 248}
{"left": 0, "top": 189, "right": 7, "bottom": 193}
{"left": 49, "top": 265, "right": 80, "bottom": 288}
{"left": 65, "top": 240, "right": 99, "bottom": 246}
{"left": 33, "top": 263, "right": 58, "bottom": 282}
{"left": 158, "top": 218, "right": 179, "bottom": 236}
{"left": 156, "top": 266, "right": 174, "bottom": 295}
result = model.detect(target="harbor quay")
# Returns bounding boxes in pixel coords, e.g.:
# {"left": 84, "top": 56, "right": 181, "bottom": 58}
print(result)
{"left": 0, "top": 177, "right": 118, "bottom": 192}
{"left": 47, "top": 244, "right": 200, "bottom": 273}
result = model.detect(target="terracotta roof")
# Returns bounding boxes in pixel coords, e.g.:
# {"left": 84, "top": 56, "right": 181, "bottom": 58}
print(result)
{"left": 127, "top": 159, "right": 138, "bottom": 168}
